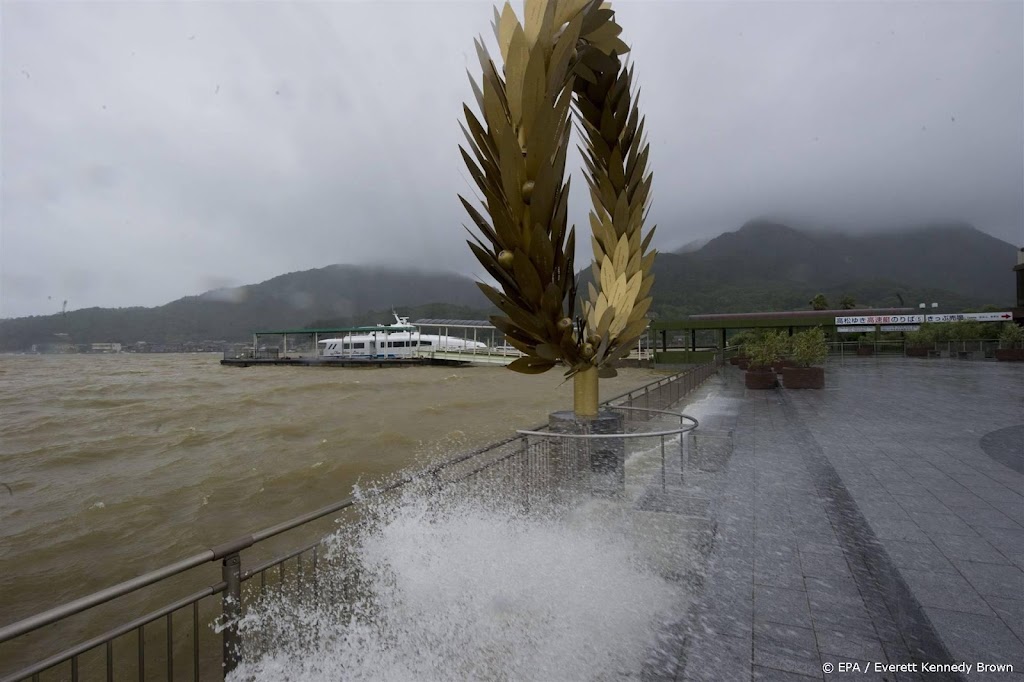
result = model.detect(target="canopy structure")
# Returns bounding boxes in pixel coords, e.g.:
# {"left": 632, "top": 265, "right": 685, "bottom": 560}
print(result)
{"left": 247, "top": 324, "right": 415, "bottom": 357}
{"left": 651, "top": 307, "right": 917, "bottom": 363}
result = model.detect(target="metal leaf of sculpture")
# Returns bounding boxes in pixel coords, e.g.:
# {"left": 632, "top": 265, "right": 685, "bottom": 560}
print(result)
{"left": 460, "top": 0, "right": 655, "bottom": 415}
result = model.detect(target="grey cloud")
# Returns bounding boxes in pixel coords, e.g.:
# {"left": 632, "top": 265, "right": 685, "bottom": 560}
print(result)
{"left": 2, "top": 0, "right": 1021, "bottom": 318}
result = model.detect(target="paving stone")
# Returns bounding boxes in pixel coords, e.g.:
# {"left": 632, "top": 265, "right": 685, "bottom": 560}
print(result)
{"left": 952, "top": 506, "right": 1024, "bottom": 531}
{"left": 814, "top": 627, "right": 887, "bottom": 661}
{"left": 754, "top": 568, "right": 806, "bottom": 590}
{"left": 881, "top": 541, "right": 957, "bottom": 574}
{"left": 815, "top": 613, "right": 880, "bottom": 641}
{"left": 798, "top": 541, "right": 844, "bottom": 558}
{"left": 897, "top": 570, "right": 994, "bottom": 615}
{"left": 952, "top": 560, "right": 1024, "bottom": 600}
{"left": 891, "top": 494, "right": 949, "bottom": 514}
{"left": 929, "top": 532, "right": 1011, "bottom": 565}
{"left": 939, "top": 491, "right": 996, "bottom": 510}
{"left": 976, "top": 525, "right": 1024, "bottom": 557}
{"left": 679, "top": 631, "right": 751, "bottom": 682}
{"left": 800, "top": 552, "right": 852, "bottom": 579}
{"left": 754, "top": 621, "right": 818, "bottom": 657}
{"left": 881, "top": 641, "right": 918, "bottom": 664}
{"left": 923, "top": 607, "right": 1024, "bottom": 673}
{"left": 907, "top": 511, "right": 978, "bottom": 537}
{"left": 752, "top": 648, "right": 821, "bottom": 680}
{"left": 751, "top": 666, "right": 822, "bottom": 681}
{"left": 803, "top": 575, "right": 861, "bottom": 598}
{"left": 754, "top": 586, "right": 812, "bottom": 627}
{"left": 866, "top": 520, "right": 932, "bottom": 543}
{"left": 984, "top": 596, "right": 1024, "bottom": 641}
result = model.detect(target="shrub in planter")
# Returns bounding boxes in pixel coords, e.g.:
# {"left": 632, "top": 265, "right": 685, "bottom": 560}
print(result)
{"left": 782, "top": 327, "right": 827, "bottom": 389}
{"left": 744, "top": 331, "right": 786, "bottom": 389}
{"left": 995, "top": 323, "right": 1024, "bottom": 361}
{"left": 729, "top": 331, "right": 755, "bottom": 367}
{"left": 855, "top": 334, "right": 874, "bottom": 356}
{"left": 772, "top": 358, "right": 795, "bottom": 373}
{"left": 904, "top": 326, "right": 934, "bottom": 358}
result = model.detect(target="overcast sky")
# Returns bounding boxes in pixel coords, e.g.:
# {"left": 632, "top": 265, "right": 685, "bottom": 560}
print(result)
{"left": 2, "top": 0, "right": 1021, "bottom": 318}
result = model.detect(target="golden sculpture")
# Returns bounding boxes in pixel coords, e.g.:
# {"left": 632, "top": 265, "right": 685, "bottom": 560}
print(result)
{"left": 460, "top": 0, "right": 654, "bottom": 416}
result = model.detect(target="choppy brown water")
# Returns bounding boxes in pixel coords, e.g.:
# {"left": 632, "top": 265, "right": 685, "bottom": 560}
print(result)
{"left": 0, "top": 353, "right": 668, "bottom": 674}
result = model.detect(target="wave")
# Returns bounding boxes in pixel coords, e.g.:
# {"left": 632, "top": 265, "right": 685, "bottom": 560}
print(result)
{"left": 229, "top": 486, "right": 680, "bottom": 681}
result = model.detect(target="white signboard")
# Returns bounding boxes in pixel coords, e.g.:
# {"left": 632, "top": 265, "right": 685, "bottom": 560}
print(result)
{"left": 925, "top": 312, "right": 1013, "bottom": 323}
{"left": 835, "top": 315, "right": 924, "bottom": 325}
{"left": 837, "top": 324, "right": 920, "bottom": 333}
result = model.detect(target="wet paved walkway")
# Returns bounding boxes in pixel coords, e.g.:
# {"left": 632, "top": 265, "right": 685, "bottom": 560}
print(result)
{"left": 647, "top": 358, "right": 1024, "bottom": 682}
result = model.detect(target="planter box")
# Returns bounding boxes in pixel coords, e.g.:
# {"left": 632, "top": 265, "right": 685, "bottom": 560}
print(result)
{"left": 745, "top": 368, "right": 777, "bottom": 390}
{"left": 994, "top": 348, "right": 1024, "bottom": 361}
{"left": 772, "top": 359, "right": 794, "bottom": 373}
{"left": 905, "top": 347, "right": 930, "bottom": 358}
{"left": 781, "top": 366, "right": 824, "bottom": 389}
{"left": 729, "top": 356, "right": 747, "bottom": 366}
{"left": 855, "top": 346, "right": 873, "bottom": 356}
{"left": 737, "top": 359, "right": 750, "bottom": 370}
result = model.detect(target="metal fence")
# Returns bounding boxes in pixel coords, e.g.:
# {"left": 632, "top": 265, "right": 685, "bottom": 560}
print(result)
{"left": 222, "top": 348, "right": 279, "bottom": 361}
{"left": 0, "top": 361, "right": 719, "bottom": 682}
{"left": 828, "top": 338, "right": 1002, "bottom": 359}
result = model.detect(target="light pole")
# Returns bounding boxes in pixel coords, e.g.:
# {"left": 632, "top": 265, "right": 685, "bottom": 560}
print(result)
{"left": 919, "top": 302, "right": 938, "bottom": 355}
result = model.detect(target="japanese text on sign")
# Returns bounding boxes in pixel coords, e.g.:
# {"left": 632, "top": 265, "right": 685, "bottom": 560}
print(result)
{"left": 834, "top": 315, "right": 924, "bottom": 325}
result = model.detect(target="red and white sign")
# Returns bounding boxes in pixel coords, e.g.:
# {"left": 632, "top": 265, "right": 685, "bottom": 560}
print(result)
{"left": 835, "top": 315, "right": 924, "bottom": 325}
{"left": 925, "top": 312, "right": 1013, "bottom": 323}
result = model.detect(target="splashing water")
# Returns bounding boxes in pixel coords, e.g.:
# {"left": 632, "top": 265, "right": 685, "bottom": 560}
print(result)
{"left": 229, "top": 485, "right": 681, "bottom": 681}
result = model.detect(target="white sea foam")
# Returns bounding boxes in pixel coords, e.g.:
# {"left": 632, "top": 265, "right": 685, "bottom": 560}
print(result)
{"left": 228, "top": 486, "right": 680, "bottom": 681}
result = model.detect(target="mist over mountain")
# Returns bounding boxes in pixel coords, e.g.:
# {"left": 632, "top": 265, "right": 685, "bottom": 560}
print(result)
{"left": 1, "top": 221, "right": 1016, "bottom": 351}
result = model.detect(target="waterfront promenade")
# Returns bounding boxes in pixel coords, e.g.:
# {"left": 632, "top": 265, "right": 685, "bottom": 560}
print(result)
{"left": 643, "top": 358, "right": 1023, "bottom": 682}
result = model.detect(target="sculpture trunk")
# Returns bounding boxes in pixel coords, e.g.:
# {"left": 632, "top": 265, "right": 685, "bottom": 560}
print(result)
{"left": 573, "top": 366, "right": 599, "bottom": 417}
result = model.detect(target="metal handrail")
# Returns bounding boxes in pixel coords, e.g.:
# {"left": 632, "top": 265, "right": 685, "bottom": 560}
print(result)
{"left": 5, "top": 584, "right": 225, "bottom": 682}
{"left": 520, "top": 405, "right": 696, "bottom": 438}
{"left": 0, "top": 360, "right": 719, "bottom": 680}
{"left": 0, "top": 550, "right": 222, "bottom": 643}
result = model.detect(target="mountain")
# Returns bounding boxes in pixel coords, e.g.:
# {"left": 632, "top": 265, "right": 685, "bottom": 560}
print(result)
{"left": 650, "top": 220, "right": 1017, "bottom": 317}
{"left": 673, "top": 236, "right": 712, "bottom": 253}
{"left": 2, "top": 221, "right": 1016, "bottom": 351}
{"left": 0, "top": 266, "right": 491, "bottom": 351}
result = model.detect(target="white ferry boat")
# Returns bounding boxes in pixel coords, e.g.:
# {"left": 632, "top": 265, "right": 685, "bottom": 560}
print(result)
{"left": 318, "top": 315, "right": 488, "bottom": 358}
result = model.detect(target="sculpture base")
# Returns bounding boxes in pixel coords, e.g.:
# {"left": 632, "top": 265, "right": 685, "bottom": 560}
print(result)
{"left": 548, "top": 409, "right": 625, "bottom": 497}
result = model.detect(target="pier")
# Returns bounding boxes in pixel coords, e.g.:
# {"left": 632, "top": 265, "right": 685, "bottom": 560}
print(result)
{"left": 641, "top": 357, "right": 1023, "bottom": 680}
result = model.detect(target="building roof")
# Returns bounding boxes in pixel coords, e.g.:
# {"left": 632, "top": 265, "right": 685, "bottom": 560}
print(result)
{"left": 412, "top": 318, "right": 496, "bottom": 329}
{"left": 252, "top": 325, "right": 416, "bottom": 335}
{"left": 652, "top": 308, "right": 917, "bottom": 331}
